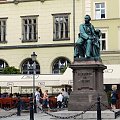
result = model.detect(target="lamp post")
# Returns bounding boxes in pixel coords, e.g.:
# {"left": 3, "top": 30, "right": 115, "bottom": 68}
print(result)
{"left": 31, "top": 52, "right": 37, "bottom": 101}
{"left": 30, "top": 52, "right": 37, "bottom": 120}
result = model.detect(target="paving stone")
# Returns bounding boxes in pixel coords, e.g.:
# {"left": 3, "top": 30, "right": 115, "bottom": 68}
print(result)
{"left": 0, "top": 108, "right": 120, "bottom": 120}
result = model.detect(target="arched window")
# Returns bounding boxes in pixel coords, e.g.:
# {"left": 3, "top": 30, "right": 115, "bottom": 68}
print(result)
{"left": 21, "top": 58, "right": 40, "bottom": 74}
{"left": 52, "top": 57, "right": 70, "bottom": 74}
{"left": 0, "top": 60, "right": 8, "bottom": 73}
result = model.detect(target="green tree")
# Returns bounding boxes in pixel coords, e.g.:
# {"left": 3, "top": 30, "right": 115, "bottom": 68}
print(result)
{"left": 1, "top": 66, "right": 21, "bottom": 74}
{"left": 60, "top": 66, "right": 67, "bottom": 74}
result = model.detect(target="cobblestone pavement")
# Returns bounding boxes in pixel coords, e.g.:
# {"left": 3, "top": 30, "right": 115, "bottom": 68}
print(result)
{"left": 0, "top": 108, "right": 120, "bottom": 120}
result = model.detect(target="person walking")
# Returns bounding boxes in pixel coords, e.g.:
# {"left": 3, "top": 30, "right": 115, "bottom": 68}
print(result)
{"left": 56, "top": 93, "right": 63, "bottom": 109}
{"left": 42, "top": 90, "right": 49, "bottom": 109}
{"left": 111, "top": 85, "right": 118, "bottom": 109}
{"left": 61, "top": 89, "right": 69, "bottom": 108}
{"left": 35, "top": 87, "right": 42, "bottom": 112}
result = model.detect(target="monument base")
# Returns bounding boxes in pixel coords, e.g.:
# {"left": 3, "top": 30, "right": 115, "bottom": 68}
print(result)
{"left": 68, "top": 59, "right": 108, "bottom": 111}
{"left": 68, "top": 90, "right": 108, "bottom": 111}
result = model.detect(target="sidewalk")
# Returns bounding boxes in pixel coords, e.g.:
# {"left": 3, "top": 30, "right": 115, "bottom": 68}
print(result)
{"left": 0, "top": 108, "right": 120, "bottom": 120}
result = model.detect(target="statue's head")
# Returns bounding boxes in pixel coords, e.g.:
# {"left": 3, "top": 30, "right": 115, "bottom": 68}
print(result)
{"left": 84, "top": 15, "right": 91, "bottom": 23}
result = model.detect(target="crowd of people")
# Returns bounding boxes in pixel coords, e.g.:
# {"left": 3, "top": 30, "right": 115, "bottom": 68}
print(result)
{"left": 56, "top": 88, "right": 69, "bottom": 109}
{"left": 0, "top": 86, "right": 72, "bottom": 111}
{"left": 0, "top": 85, "right": 119, "bottom": 110}
{"left": 35, "top": 86, "right": 72, "bottom": 111}
{"left": 35, "top": 87, "right": 49, "bottom": 112}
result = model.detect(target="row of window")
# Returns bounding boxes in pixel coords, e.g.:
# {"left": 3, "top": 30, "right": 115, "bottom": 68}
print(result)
{"left": 1, "top": 0, "right": 106, "bottom": 19}
{"left": 0, "top": 14, "right": 70, "bottom": 43}
{"left": 0, "top": 2, "right": 106, "bottom": 49}
{"left": 0, "top": 57, "right": 70, "bottom": 74}
{"left": 0, "top": 15, "right": 106, "bottom": 50}
{"left": 0, "top": 1, "right": 106, "bottom": 19}
{"left": 0, "top": 1, "right": 106, "bottom": 20}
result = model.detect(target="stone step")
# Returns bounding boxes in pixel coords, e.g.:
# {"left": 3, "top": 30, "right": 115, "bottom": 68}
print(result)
{"left": 52, "top": 109, "right": 120, "bottom": 119}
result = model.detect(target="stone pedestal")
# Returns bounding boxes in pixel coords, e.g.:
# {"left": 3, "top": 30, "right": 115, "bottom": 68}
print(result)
{"left": 68, "top": 58, "right": 108, "bottom": 111}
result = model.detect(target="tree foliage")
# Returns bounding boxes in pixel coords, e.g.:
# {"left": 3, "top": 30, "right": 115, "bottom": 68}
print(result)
{"left": 60, "top": 66, "right": 67, "bottom": 74}
{"left": 1, "top": 66, "right": 21, "bottom": 74}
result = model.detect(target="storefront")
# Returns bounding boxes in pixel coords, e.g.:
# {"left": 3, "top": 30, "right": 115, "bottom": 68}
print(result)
{"left": 104, "top": 65, "right": 120, "bottom": 91}
{"left": 0, "top": 64, "right": 120, "bottom": 94}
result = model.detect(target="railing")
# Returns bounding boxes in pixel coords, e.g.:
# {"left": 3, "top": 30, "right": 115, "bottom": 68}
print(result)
{"left": 0, "top": 96, "right": 120, "bottom": 120}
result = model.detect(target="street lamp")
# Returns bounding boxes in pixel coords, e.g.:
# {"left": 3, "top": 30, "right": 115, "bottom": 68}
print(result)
{"left": 30, "top": 52, "right": 37, "bottom": 120}
{"left": 31, "top": 52, "right": 37, "bottom": 99}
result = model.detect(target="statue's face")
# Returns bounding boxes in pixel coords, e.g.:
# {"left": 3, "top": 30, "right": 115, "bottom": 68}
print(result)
{"left": 84, "top": 16, "right": 90, "bottom": 23}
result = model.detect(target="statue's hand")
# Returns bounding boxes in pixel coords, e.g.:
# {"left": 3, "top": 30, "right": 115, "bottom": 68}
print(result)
{"left": 88, "top": 36, "right": 94, "bottom": 40}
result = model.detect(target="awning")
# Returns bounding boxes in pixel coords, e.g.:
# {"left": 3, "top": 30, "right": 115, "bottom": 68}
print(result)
{"left": 0, "top": 74, "right": 61, "bottom": 87}
{"left": 104, "top": 64, "right": 120, "bottom": 84}
{"left": 0, "top": 64, "right": 120, "bottom": 87}
{"left": 60, "top": 65, "right": 120, "bottom": 85}
{"left": 59, "top": 68, "right": 73, "bottom": 85}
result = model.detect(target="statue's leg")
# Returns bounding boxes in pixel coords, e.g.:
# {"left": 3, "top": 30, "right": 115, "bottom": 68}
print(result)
{"left": 76, "top": 38, "right": 85, "bottom": 58}
{"left": 86, "top": 39, "right": 92, "bottom": 58}
{"left": 74, "top": 44, "right": 79, "bottom": 58}
{"left": 78, "top": 44, "right": 85, "bottom": 57}
{"left": 92, "top": 42, "right": 100, "bottom": 58}
{"left": 92, "top": 44, "right": 96, "bottom": 57}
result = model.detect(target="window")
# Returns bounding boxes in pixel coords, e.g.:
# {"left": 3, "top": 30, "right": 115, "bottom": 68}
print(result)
{"left": 0, "top": 60, "right": 8, "bottom": 73}
{"left": 0, "top": 19, "right": 7, "bottom": 43}
{"left": 21, "top": 16, "right": 38, "bottom": 42}
{"left": 95, "top": 3, "right": 105, "bottom": 19}
{"left": 100, "top": 32, "right": 106, "bottom": 50}
{"left": 52, "top": 57, "right": 70, "bottom": 74}
{"left": 21, "top": 58, "right": 40, "bottom": 74}
{"left": 53, "top": 14, "right": 70, "bottom": 40}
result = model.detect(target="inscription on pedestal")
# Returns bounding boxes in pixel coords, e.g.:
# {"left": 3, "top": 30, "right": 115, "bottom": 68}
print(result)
{"left": 75, "top": 70, "right": 95, "bottom": 90}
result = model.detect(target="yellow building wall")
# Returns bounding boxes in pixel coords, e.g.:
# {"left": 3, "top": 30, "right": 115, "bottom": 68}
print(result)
{"left": 0, "top": 0, "right": 75, "bottom": 74}
{"left": 0, "top": 0, "right": 74, "bottom": 46}
{"left": 0, "top": 47, "right": 74, "bottom": 74}
{"left": 0, "top": 0, "right": 120, "bottom": 73}
{"left": 106, "top": 0, "right": 119, "bottom": 19}
{"left": 92, "top": 19, "right": 120, "bottom": 51}
{"left": 102, "top": 53, "right": 120, "bottom": 64}
{"left": 75, "top": 0, "right": 84, "bottom": 40}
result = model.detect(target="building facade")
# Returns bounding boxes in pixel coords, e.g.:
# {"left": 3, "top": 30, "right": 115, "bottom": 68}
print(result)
{"left": 89, "top": 0, "right": 120, "bottom": 65}
{"left": 0, "top": 0, "right": 120, "bottom": 94}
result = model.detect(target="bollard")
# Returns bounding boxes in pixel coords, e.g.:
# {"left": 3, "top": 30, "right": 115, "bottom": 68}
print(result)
{"left": 97, "top": 96, "right": 101, "bottom": 120}
{"left": 30, "top": 97, "right": 34, "bottom": 120}
{"left": 34, "top": 96, "right": 37, "bottom": 113}
{"left": 17, "top": 96, "right": 21, "bottom": 116}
